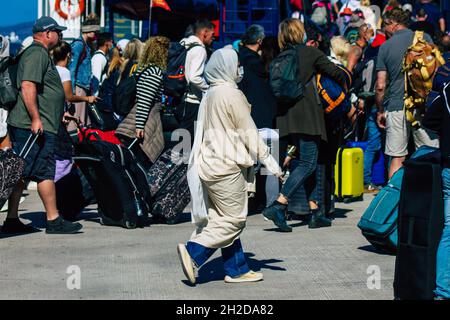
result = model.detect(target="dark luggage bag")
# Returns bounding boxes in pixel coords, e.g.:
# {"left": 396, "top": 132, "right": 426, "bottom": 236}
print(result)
{"left": 394, "top": 158, "right": 445, "bottom": 300}
{"left": 56, "top": 167, "right": 96, "bottom": 221}
{"left": 74, "top": 138, "right": 151, "bottom": 229}
{"left": 147, "top": 148, "right": 190, "bottom": 224}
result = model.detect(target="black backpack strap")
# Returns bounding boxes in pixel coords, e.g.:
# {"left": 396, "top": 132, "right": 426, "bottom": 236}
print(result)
{"left": 186, "top": 43, "right": 201, "bottom": 51}
{"left": 93, "top": 51, "right": 109, "bottom": 78}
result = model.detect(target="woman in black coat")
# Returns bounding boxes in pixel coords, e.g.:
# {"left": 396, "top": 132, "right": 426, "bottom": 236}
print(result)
{"left": 262, "top": 18, "right": 348, "bottom": 232}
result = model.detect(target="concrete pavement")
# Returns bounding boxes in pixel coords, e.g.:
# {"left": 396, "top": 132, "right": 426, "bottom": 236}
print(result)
{"left": 0, "top": 190, "right": 396, "bottom": 300}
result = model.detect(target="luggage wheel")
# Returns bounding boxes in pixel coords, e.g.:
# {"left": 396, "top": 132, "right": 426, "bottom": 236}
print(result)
{"left": 125, "top": 220, "right": 137, "bottom": 229}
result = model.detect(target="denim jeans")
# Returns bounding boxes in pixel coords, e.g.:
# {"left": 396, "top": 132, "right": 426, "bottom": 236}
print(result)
{"left": 186, "top": 239, "right": 250, "bottom": 278}
{"left": 305, "top": 163, "right": 325, "bottom": 207}
{"left": 364, "top": 108, "right": 382, "bottom": 185}
{"left": 280, "top": 136, "right": 319, "bottom": 201}
{"left": 435, "top": 168, "right": 450, "bottom": 299}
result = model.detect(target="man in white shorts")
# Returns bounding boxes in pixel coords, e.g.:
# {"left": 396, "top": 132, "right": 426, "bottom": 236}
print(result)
{"left": 375, "top": 8, "right": 438, "bottom": 178}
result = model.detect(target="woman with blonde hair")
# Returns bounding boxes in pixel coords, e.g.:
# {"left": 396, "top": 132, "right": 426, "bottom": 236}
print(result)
{"left": 115, "top": 36, "right": 169, "bottom": 166}
{"left": 330, "top": 36, "right": 351, "bottom": 67}
{"left": 262, "top": 18, "right": 348, "bottom": 231}
{"left": 134, "top": 36, "right": 169, "bottom": 138}
{"left": 107, "top": 47, "right": 123, "bottom": 78}
{"left": 117, "top": 38, "right": 143, "bottom": 84}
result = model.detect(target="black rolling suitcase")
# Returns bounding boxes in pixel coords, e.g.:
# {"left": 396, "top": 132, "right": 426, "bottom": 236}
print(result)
{"left": 394, "top": 157, "right": 445, "bottom": 300}
{"left": 74, "top": 136, "right": 151, "bottom": 229}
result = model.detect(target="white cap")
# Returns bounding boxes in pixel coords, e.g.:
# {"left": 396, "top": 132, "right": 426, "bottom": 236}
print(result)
{"left": 402, "top": 4, "right": 413, "bottom": 12}
{"left": 21, "top": 36, "right": 34, "bottom": 49}
{"left": 116, "top": 39, "right": 130, "bottom": 52}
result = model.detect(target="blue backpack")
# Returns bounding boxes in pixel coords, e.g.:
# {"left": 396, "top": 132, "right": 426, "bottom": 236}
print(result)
{"left": 357, "top": 146, "right": 439, "bottom": 253}
{"left": 163, "top": 42, "right": 200, "bottom": 99}
{"left": 317, "top": 65, "right": 352, "bottom": 123}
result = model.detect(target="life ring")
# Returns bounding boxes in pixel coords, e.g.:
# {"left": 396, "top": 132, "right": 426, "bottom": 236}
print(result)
{"left": 55, "top": 0, "right": 85, "bottom": 20}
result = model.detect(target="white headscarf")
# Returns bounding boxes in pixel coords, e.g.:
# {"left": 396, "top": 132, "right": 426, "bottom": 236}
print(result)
{"left": 205, "top": 48, "right": 240, "bottom": 87}
{"left": 187, "top": 48, "right": 241, "bottom": 234}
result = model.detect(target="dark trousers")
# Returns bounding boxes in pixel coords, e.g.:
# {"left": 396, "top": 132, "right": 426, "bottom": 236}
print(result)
{"left": 281, "top": 135, "right": 320, "bottom": 201}
{"left": 175, "top": 101, "right": 200, "bottom": 147}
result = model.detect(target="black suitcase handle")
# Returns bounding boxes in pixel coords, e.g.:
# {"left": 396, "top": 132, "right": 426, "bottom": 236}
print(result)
{"left": 127, "top": 138, "right": 139, "bottom": 150}
{"left": 72, "top": 156, "right": 101, "bottom": 162}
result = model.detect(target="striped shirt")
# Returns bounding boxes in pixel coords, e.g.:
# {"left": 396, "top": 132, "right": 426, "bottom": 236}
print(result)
{"left": 136, "top": 65, "right": 163, "bottom": 130}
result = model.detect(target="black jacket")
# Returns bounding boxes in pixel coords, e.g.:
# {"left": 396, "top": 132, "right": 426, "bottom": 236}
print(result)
{"left": 238, "top": 46, "right": 277, "bottom": 129}
{"left": 276, "top": 46, "right": 348, "bottom": 141}
{"left": 422, "top": 83, "right": 450, "bottom": 167}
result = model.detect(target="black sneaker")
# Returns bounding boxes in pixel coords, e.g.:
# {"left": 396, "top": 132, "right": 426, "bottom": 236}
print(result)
{"left": 1, "top": 218, "right": 39, "bottom": 234}
{"left": 46, "top": 217, "right": 83, "bottom": 234}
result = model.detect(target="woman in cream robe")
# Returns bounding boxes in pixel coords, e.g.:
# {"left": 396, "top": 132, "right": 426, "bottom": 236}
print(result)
{"left": 177, "top": 48, "right": 282, "bottom": 285}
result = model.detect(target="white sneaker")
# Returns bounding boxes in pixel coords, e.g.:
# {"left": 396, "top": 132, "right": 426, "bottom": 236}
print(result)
{"left": 224, "top": 271, "right": 264, "bottom": 283}
{"left": 177, "top": 243, "right": 196, "bottom": 285}
{"left": 27, "top": 182, "right": 38, "bottom": 191}
{"left": 0, "top": 196, "right": 25, "bottom": 212}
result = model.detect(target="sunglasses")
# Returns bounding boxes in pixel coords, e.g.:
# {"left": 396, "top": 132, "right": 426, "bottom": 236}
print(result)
{"left": 47, "top": 29, "right": 62, "bottom": 37}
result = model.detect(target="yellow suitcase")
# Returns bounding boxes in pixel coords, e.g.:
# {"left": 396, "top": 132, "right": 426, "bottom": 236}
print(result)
{"left": 335, "top": 147, "right": 364, "bottom": 203}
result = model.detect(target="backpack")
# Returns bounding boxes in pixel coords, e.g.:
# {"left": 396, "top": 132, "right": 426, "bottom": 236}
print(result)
{"left": 317, "top": 65, "right": 353, "bottom": 123}
{"left": 113, "top": 62, "right": 139, "bottom": 116}
{"left": 163, "top": 42, "right": 200, "bottom": 99}
{"left": 97, "top": 68, "right": 120, "bottom": 112}
{"left": 0, "top": 56, "right": 17, "bottom": 109}
{"left": 344, "top": 27, "right": 359, "bottom": 45}
{"left": 403, "top": 31, "right": 445, "bottom": 127}
{"left": 0, "top": 44, "right": 38, "bottom": 109}
{"left": 269, "top": 44, "right": 304, "bottom": 106}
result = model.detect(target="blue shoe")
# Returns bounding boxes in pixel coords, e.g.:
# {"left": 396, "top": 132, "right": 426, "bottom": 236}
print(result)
{"left": 262, "top": 204, "right": 292, "bottom": 232}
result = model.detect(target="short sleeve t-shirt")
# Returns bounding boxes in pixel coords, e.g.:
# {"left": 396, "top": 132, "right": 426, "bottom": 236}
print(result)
{"left": 56, "top": 66, "right": 71, "bottom": 83}
{"left": 376, "top": 28, "right": 433, "bottom": 112}
{"left": 8, "top": 42, "right": 65, "bottom": 135}
{"left": 413, "top": 3, "right": 443, "bottom": 31}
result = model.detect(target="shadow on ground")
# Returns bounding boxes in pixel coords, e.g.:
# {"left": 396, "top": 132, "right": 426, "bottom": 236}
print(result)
{"left": 358, "top": 245, "right": 396, "bottom": 256}
{"left": 330, "top": 208, "right": 353, "bottom": 219}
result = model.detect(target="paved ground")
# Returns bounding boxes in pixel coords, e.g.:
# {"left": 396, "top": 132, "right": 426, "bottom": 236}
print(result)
{"left": 0, "top": 190, "right": 396, "bottom": 300}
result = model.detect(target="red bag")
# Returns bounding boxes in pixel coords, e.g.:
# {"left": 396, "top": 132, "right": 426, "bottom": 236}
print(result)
{"left": 77, "top": 128, "right": 121, "bottom": 145}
